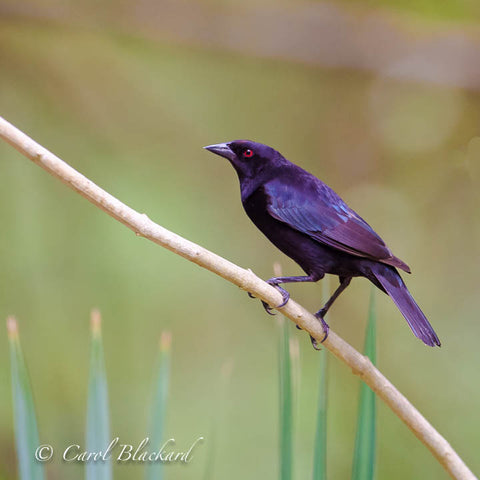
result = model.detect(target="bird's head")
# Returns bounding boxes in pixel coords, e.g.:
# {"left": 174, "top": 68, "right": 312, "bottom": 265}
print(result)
{"left": 204, "top": 140, "right": 285, "bottom": 180}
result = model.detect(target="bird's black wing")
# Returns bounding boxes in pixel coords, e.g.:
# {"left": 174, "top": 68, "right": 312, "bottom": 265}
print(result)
{"left": 264, "top": 175, "right": 410, "bottom": 272}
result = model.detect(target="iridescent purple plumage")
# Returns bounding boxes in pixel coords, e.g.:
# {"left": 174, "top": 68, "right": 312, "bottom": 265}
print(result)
{"left": 204, "top": 140, "right": 440, "bottom": 348}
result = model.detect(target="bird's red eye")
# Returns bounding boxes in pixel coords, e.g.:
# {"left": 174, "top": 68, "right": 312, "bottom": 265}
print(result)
{"left": 243, "top": 149, "right": 254, "bottom": 158}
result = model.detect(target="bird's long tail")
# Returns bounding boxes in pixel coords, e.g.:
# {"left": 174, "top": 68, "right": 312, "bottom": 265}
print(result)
{"left": 371, "top": 263, "right": 441, "bottom": 347}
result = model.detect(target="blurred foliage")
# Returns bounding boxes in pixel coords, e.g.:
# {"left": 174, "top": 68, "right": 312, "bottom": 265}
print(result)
{"left": 351, "top": 290, "right": 377, "bottom": 480}
{"left": 86, "top": 311, "right": 112, "bottom": 480}
{"left": 312, "top": 280, "right": 329, "bottom": 480}
{"left": 0, "top": 4, "right": 479, "bottom": 479}
{"left": 7, "top": 317, "right": 44, "bottom": 480}
{"left": 341, "top": 0, "right": 480, "bottom": 22}
{"left": 146, "top": 331, "right": 171, "bottom": 480}
{"left": 278, "top": 317, "right": 293, "bottom": 480}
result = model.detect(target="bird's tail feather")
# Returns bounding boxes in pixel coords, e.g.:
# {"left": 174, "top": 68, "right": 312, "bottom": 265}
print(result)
{"left": 372, "top": 264, "right": 441, "bottom": 347}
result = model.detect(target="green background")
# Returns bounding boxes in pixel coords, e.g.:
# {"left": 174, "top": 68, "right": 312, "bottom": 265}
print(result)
{"left": 1, "top": 2, "right": 479, "bottom": 479}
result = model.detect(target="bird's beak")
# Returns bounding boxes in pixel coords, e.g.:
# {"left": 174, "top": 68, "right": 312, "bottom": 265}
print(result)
{"left": 203, "top": 143, "right": 235, "bottom": 161}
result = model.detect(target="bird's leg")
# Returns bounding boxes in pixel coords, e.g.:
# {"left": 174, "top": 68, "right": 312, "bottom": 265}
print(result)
{"left": 315, "top": 276, "right": 352, "bottom": 318}
{"left": 249, "top": 274, "right": 321, "bottom": 315}
{"left": 311, "top": 276, "right": 352, "bottom": 348}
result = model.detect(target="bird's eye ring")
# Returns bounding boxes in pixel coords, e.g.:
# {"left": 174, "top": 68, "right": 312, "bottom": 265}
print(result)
{"left": 243, "top": 149, "right": 254, "bottom": 158}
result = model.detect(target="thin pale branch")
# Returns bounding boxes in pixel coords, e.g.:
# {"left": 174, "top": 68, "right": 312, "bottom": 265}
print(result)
{"left": 0, "top": 116, "right": 476, "bottom": 480}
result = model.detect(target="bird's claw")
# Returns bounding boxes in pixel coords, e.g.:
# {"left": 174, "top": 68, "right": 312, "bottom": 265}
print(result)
{"left": 247, "top": 281, "right": 290, "bottom": 315}
{"left": 247, "top": 292, "right": 276, "bottom": 314}
{"left": 310, "top": 311, "right": 330, "bottom": 349}
{"left": 261, "top": 300, "right": 276, "bottom": 315}
{"left": 266, "top": 281, "right": 290, "bottom": 308}
{"left": 310, "top": 335, "right": 322, "bottom": 350}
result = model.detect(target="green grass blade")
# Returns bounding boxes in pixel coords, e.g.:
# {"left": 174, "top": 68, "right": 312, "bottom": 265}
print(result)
{"left": 145, "top": 331, "right": 172, "bottom": 480}
{"left": 289, "top": 335, "right": 301, "bottom": 439}
{"left": 278, "top": 315, "right": 293, "bottom": 480}
{"left": 312, "top": 348, "right": 327, "bottom": 480}
{"left": 312, "top": 277, "right": 329, "bottom": 480}
{"left": 351, "top": 289, "right": 377, "bottom": 480}
{"left": 86, "top": 310, "right": 112, "bottom": 480}
{"left": 274, "top": 262, "right": 293, "bottom": 480}
{"left": 7, "top": 316, "right": 45, "bottom": 480}
{"left": 202, "top": 359, "right": 233, "bottom": 480}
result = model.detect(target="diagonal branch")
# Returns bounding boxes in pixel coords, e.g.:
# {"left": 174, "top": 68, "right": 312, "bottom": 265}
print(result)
{"left": 0, "top": 116, "right": 476, "bottom": 480}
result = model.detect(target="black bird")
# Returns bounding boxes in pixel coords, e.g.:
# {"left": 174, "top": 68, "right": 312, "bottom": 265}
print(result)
{"left": 204, "top": 140, "right": 440, "bottom": 348}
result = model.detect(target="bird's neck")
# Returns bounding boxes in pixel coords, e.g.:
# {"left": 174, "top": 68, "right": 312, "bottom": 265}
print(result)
{"left": 238, "top": 169, "right": 273, "bottom": 202}
{"left": 239, "top": 179, "right": 257, "bottom": 202}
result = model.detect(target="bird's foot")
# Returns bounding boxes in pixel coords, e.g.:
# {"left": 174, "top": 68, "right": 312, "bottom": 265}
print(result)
{"left": 310, "top": 310, "right": 329, "bottom": 348}
{"left": 247, "top": 292, "right": 275, "bottom": 315}
{"left": 266, "top": 280, "right": 290, "bottom": 308}
{"left": 247, "top": 281, "right": 290, "bottom": 315}
{"left": 310, "top": 335, "right": 322, "bottom": 350}
{"left": 295, "top": 310, "right": 329, "bottom": 349}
